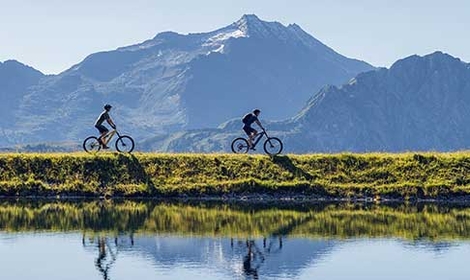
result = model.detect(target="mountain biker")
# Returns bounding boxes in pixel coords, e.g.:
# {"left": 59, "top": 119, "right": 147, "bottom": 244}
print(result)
{"left": 242, "top": 109, "right": 264, "bottom": 149}
{"left": 95, "top": 104, "right": 116, "bottom": 149}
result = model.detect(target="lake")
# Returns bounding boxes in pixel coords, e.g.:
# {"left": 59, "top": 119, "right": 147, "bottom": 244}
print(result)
{"left": 0, "top": 200, "right": 469, "bottom": 279}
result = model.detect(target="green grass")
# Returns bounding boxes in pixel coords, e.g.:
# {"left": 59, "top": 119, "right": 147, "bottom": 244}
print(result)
{"left": 1, "top": 152, "right": 470, "bottom": 199}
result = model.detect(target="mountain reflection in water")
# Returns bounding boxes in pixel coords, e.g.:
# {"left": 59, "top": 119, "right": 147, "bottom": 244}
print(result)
{"left": 81, "top": 233, "right": 335, "bottom": 280}
{"left": 1, "top": 200, "right": 470, "bottom": 280}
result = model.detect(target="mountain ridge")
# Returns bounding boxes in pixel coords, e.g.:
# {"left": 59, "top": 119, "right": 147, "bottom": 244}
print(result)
{"left": 144, "top": 51, "right": 470, "bottom": 153}
{"left": 0, "top": 14, "right": 373, "bottom": 147}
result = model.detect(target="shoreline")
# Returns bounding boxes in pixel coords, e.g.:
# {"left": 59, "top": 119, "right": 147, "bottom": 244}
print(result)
{"left": 2, "top": 194, "right": 470, "bottom": 204}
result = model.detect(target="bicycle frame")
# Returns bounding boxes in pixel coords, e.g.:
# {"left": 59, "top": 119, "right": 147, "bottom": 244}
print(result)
{"left": 101, "top": 129, "right": 123, "bottom": 145}
{"left": 251, "top": 130, "right": 268, "bottom": 148}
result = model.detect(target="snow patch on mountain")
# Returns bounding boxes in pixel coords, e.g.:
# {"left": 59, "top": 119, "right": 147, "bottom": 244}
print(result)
{"left": 205, "top": 29, "right": 246, "bottom": 44}
{"left": 203, "top": 28, "right": 246, "bottom": 54}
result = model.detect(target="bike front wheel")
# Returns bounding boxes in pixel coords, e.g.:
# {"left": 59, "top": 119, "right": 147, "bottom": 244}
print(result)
{"left": 263, "top": 137, "right": 283, "bottom": 155}
{"left": 83, "top": 136, "right": 101, "bottom": 153}
{"left": 231, "top": 137, "right": 249, "bottom": 154}
{"left": 115, "top": 135, "right": 135, "bottom": 153}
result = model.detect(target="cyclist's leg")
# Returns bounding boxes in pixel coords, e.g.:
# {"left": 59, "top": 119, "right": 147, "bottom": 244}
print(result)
{"left": 249, "top": 128, "right": 258, "bottom": 149}
{"left": 244, "top": 126, "right": 257, "bottom": 149}
{"left": 101, "top": 135, "right": 110, "bottom": 149}
{"left": 96, "top": 125, "right": 110, "bottom": 148}
{"left": 243, "top": 126, "right": 254, "bottom": 148}
{"left": 99, "top": 132, "right": 106, "bottom": 143}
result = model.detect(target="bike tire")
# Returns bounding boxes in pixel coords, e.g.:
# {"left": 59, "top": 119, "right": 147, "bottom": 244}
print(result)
{"left": 263, "top": 137, "right": 283, "bottom": 155}
{"left": 231, "top": 137, "right": 250, "bottom": 154}
{"left": 115, "top": 135, "right": 135, "bottom": 153}
{"left": 83, "top": 136, "right": 101, "bottom": 153}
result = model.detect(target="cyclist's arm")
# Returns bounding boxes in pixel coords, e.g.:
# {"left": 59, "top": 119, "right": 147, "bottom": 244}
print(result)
{"left": 255, "top": 119, "right": 264, "bottom": 130}
{"left": 107, "top": 118, "right": 116, "bottom": 129}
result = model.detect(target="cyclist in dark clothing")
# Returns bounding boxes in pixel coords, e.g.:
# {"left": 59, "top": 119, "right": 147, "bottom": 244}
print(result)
{"left": 95, "top": 104, "right": 116, "bottom": 149}
{"left": 242, "top": 109, "right": 264, "bottom": 149}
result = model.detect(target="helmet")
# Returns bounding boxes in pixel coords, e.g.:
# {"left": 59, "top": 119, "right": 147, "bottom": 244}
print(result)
{"left": 253, "top": 109, "right": 261, "bottom": 114}
{"left": 104, "top": 104, "right": 112, "bottom": 110}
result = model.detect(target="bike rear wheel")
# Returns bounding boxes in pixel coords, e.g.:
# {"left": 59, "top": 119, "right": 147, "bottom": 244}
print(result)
{"left": 231, "top": 138, "right": 250, "bottom": 154}
{"left": 263, "top": 137, "right": 283, "bottom": 155}
{"left": 83, "top": 136, "right": 101, "bottom": 153}
{"left": 115, "top": 135, "right": 135, "bottom": 153}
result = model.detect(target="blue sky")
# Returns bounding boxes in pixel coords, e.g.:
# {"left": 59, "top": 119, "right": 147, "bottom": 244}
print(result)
{"left": 1, "top": 0, "right": 468, "bottom": 74}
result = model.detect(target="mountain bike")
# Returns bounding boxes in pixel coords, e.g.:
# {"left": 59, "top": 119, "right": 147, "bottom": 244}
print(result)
{"left": 231, "top": 128, "right": 283, "bottom": 155}
{"left": 83, "top": 128, "right": 135, "bottom": 153}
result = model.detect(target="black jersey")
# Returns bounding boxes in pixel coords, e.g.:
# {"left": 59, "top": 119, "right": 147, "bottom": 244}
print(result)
{"left": 94, "top": 110, "right": 110, "bottom": 126}
{"left": 242, "top": 113, "right": 258, "bottom": 126}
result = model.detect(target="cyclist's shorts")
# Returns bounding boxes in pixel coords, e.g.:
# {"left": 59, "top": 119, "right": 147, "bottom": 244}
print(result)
{"left": 95, "top": 124, "right": 109, "bottom": 134}
{"left": 243, "top": 126, "right": 256, "bottom": 136}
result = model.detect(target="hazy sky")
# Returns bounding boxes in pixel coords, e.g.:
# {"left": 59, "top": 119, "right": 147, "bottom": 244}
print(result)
{"left": 1, "top": 0, "right": 468, "bottom": 74}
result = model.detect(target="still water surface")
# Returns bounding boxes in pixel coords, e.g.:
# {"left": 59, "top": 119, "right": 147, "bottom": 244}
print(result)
{"left": 0, "top": 200, "right": 469, "bottom": 279}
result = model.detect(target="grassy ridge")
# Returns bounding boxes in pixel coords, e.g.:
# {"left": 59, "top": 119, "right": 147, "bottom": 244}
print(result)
{"left": 1, "top": 200, "right": 469, "bottom": 240}
{"left": 1, "top": 152, "right": 470, "bottom": 198}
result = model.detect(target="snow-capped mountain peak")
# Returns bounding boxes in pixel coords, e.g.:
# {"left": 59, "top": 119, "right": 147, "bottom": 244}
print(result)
{"left": 228, "top": 14, "right": 332, "bottom": 53}
{"left": 119, "top": 15, "right": 327, "bottom": 55}
{"left": 233, "top": 14, "right": 289, "bottom": 39}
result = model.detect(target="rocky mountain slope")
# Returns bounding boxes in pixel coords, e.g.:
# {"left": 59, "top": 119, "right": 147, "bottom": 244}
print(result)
{"left": 145, "top": 52, "right": 470, "bottom": 153}
{"left": 0, "top": 60, "right": 44, "bottom": 144}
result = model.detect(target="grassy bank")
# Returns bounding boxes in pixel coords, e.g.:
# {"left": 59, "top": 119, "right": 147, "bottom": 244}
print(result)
{"left": 1, "top": 152, "right": 470, "bottom": 199}
{"left": 1, "top": 200, "right": 470, "bottom": 240}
